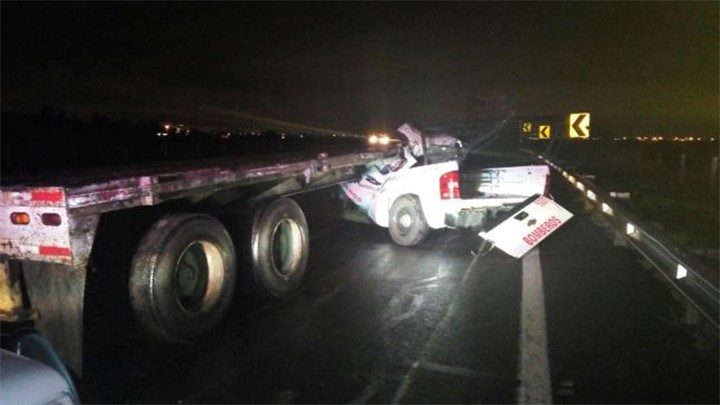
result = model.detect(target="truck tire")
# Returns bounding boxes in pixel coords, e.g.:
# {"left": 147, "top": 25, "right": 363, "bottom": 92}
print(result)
{"left": 249, "top": 198, "right": 309, "bottom": 299}
{"left": 389, "top": 195, "right": 430, "bottom": 246}
{"left": 129, "top": 214, "right": 237, "bottom": 341}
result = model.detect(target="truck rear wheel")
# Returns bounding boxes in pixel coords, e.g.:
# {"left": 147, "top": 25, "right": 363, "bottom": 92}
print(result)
{"left": 249, "top": 198, "right": 309, "bottom": 299}
{"left": 389, "top": 195, "right": 430, "bottom": 246}
{"left": 129, "top": 214, "right": 237, "bottom": 341}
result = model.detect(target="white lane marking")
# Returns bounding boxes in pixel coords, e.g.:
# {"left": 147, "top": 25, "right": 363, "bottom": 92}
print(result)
{"left": 419, "top": 361, "right": 494, "bottom": 379}
{"left": 517, "top": 248, "right": 553, "bottom": 404}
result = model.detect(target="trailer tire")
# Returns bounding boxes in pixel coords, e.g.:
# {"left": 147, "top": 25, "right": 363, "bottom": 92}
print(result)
{"left": 249, "top": 198, "right": 309, "bottom": 299}
{"left": 129, "top": 214, "right": 237, "bottom": 341}
{"left": 389, "top": 195, "right": 430, "bottom": 246}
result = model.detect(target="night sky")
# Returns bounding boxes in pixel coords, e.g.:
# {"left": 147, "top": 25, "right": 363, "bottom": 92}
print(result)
{"left": 2, "top": 2, "right": 718, "bottom": 137}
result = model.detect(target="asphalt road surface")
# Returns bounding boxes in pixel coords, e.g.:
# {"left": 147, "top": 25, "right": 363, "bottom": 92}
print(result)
{"left": 80, "top": 174, "right": 719, "bottom": 404}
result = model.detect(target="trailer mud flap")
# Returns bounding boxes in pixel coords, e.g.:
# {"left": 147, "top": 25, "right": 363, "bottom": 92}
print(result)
{"left": 21, "top": 262, "right": 86, "bottom": 375}
{"left": 478, "top": 195, "right": 573, "bottom": 258}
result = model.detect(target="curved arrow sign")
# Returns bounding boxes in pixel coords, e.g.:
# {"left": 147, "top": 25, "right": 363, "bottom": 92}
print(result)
{"left": 539, "top": 125, "right": 551, "bottom": 139}
{"left": 569, "top": 112, "right": 590, "bottom": 139}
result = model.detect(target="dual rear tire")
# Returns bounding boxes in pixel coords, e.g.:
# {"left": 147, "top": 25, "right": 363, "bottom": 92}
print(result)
{"left": 249, "top": 198, "right": 309, "bottom": 299}
{"left": 129, "top": 198, "right": 309, "bottom": 341}
{"left": 129, "top": 214, "right": 237, "bottom": 341}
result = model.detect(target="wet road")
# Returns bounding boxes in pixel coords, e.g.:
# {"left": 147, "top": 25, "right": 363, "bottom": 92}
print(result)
{"left": 80, "top": 175, "right": 719, "bottom": 404}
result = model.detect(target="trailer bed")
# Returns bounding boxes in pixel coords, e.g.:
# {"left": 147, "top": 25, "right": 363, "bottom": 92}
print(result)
{"left": 1, "top": 148, "right": 388, "bottom": 267}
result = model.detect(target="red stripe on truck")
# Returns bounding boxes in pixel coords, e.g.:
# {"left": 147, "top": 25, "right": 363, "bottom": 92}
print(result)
{"left": 31, "top": 190, "right": 64, "bottom": 202}
{"left": 39, "top": 245, "right": 72, "bottom": 257}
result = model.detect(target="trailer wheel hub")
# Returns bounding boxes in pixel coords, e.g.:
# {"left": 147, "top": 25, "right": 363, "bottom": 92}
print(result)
{"left": 271, "top": 218, "right": 303, "bottom": 277}
{"left": 175, "top": 240, "right": 224, "bottom": 313}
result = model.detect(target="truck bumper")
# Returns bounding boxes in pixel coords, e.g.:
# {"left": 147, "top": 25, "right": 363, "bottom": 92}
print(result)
{"left": 445, "top": 208, "right": 489, "bottom": 228}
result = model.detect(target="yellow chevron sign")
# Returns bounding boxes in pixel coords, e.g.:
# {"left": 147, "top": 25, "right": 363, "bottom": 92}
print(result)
{"left": 569, "top": 112, "right": 590, "bottom": 139}
{"left": 522, "top": 122, "right": 533, "bottom": 133}
{"left": 539, "top": 125, "right": 551, "bottom": 139}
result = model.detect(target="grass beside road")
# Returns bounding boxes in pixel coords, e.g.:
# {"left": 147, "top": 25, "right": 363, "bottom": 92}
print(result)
{"left": 631, "top": 188, "right": 718, "bottom": 249}
{"left": 546, "top": 140, "right": 719, "bottom": 252}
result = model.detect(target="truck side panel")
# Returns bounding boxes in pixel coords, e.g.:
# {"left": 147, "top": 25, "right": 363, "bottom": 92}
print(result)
{"left": 371, "top": 161, "right": 459, "bottom": 229}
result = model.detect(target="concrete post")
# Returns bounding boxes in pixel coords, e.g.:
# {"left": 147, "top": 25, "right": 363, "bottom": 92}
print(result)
{"left": 679, "top": 153, "right": 686, "bottom": 185}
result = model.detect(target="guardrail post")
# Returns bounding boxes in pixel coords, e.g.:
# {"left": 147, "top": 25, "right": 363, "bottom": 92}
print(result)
{"left": 613, "top": 230, "right": 629, "bottom": 248}
{"left": 669, "top": 285, "right": 701, "bottom": 327}
{"left": 682, "top": 300, "right": 701, "bottom": 326}
{"left": 679, "top": 153, "right": 686, "bottom": 185}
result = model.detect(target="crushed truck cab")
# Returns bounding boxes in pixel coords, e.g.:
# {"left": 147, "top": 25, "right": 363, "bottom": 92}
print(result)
{"left": 341, "top": 122, "right": 552, "bottom": 246}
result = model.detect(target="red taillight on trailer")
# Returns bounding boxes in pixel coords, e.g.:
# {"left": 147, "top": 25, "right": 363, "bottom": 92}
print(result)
{"left": 439, "top": 171, "right": 461, "bottom": 200}
{"left": 10, "top": 212, "right": 31, "bottom": 225}
{"left": 41, "top": 213, "right": 62, "bottom": 226}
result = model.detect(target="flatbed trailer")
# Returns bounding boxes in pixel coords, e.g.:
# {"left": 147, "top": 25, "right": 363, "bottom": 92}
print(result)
{"left": 0, "top": 148, "right": 387, "bottom": 373}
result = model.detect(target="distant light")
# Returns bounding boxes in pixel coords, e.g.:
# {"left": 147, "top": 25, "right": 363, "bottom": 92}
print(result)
{"left": 626, "top": 223, "right": 636, "bottom": 235}
{"left": 587, "top": 190, "right": 597, "bottom": 201}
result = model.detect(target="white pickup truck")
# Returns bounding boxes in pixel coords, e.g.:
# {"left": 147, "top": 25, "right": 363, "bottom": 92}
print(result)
{"left": 341, "top": 122, "right": 551, "bottom": 246}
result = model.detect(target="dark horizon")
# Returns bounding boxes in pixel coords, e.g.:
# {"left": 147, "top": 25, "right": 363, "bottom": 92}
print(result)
{"left": 2, "top": 2, "right": 718, "bottom": 137}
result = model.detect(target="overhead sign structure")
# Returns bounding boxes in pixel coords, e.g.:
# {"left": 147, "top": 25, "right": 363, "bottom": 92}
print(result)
{"left": 538, "top": 125, "right": 551, "bottom": 139}
{"left": 568, "top": 112, "right": 590, "bottom": 139}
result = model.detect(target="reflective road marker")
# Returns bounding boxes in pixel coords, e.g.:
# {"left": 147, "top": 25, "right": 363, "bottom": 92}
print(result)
{"left": 517, "top": 248, "right": 552, "bottom": 404}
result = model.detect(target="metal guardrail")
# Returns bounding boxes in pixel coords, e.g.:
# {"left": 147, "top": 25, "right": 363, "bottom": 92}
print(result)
{"left": 539, "top": 156, "right": 720, "bottom": 330}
